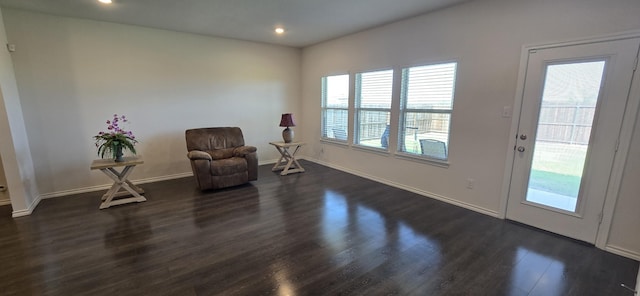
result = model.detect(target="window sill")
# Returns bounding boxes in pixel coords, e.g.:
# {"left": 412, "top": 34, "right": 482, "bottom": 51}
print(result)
{"left": 320, "top": 138, "right": 349, "bottom": 147}
{"left": 394, "top": 152, "right": 450, "bottom": 168}
{"left": 352, "top": 144, "right": 391, "bottom": 156}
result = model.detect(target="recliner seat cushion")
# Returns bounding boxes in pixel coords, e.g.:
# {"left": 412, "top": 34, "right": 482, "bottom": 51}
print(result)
{"left": 210, "top": 157, "right": 247, "bottom": 176}
{"left": 210, "top": 173, "right": 248, "bottom": 190}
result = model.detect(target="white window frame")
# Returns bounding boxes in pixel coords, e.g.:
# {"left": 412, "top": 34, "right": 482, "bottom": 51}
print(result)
{"left": 354, "top": 69, "right": 394, "bottom": 150}
{"left": 398, "top": 62, "right": 457, "bottom": 161}
{"left": 321, "top": 74, "right": 350, "bottom": 143}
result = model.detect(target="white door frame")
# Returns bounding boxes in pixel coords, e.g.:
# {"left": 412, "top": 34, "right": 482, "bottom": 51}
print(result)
{"left": 499, "top": 30, "right": 640, "bottom": 251}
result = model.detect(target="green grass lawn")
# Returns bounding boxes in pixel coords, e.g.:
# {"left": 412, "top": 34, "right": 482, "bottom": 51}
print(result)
{"left": 528, "top": 142, "right": 587, "bottom": 197}
{"left": 529, "top": 170, "right": 581, "bottom": 197}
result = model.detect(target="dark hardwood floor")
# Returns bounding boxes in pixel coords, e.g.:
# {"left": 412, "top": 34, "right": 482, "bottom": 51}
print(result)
{"left": 0, "top": 161, "right": 637, "bottom": 295}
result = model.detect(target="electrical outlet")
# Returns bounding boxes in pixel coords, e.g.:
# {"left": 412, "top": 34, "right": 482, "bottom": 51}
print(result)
{"left": 466, "top": 178, "right": 475, "bottom": 189}
{"left": 502, "top": 106, "right": 512, "bottom": 118}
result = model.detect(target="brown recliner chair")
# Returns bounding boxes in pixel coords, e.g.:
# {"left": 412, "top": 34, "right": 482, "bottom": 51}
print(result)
{"left": 185, "top": 127, "right": 258, "bottom": 190}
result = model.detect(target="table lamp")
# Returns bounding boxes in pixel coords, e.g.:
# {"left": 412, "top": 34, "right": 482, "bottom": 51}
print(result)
{"left": 279, "top": 113, "right": 295, "bottom": 143}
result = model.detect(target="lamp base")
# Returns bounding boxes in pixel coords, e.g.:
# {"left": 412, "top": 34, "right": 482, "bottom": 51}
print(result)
{"left": 282, "top": 127, "right": 294, "bottom": 143}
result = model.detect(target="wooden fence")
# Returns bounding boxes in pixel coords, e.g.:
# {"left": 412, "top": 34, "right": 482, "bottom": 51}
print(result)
{"left": 536, "top": 105, "right": 595, "bottom": 145}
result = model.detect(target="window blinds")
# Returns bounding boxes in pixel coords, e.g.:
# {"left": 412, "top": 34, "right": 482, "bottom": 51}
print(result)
{"left": 403, "top": 63, "right": 456, "bottom": 110}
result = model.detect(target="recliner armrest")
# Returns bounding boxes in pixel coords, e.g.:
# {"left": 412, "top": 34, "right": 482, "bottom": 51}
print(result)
{"left": 187, "top": 150, "right": 213, "bottom": 161}
{"left": 233, "top": 146, "right": 257, "bottom": 157}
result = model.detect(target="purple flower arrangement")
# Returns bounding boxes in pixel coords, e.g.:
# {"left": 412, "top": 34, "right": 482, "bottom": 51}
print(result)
{"left": 94, "top": 114, "right": 138, "bottom": 161}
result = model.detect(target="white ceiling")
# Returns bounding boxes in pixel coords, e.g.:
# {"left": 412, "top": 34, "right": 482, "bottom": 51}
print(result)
{"left": 0, "top": 0, "right": 469, "bottom": 47}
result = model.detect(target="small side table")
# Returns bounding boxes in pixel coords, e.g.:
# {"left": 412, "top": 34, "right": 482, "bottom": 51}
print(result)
{"left": 269, "top": 141, "right": 306, "bottom": 176}
{"left": 90, "top": 156, "right": 146, "bottom": 209}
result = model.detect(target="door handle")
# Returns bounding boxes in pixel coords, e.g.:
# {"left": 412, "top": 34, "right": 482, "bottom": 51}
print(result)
{"left": 520, "top": 134, "right": 527, "bottom": 140}
{"left": 517, "top": 146, "right": 525, "bottom": 152}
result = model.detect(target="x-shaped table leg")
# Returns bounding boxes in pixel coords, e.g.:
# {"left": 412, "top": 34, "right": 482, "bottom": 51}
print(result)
{"left": 272, "top": 145, "right": 305, "bottom": 175}
{"left": 99, "top": 165, "right": 146, "bottom": 209}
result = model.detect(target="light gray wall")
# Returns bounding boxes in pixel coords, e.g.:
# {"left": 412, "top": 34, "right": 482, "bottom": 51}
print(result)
{"left": 610, "top": 110, "right": 640, "bottom": 255}
{"left": 0, "top": 155, "right": 9, "bottom": 203}
{"left": 3, "top": 8, "right": 301, "bottom": 196}
{"left": 300, "top": 0, "right": 640, "bottom": 256}
{"left": 0, "top": 7, "right": 39, "bottom": 214}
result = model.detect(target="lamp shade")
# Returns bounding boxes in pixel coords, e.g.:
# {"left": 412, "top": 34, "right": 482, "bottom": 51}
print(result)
{"left": 279, "top": 113, "right": 295, "bottom": 127}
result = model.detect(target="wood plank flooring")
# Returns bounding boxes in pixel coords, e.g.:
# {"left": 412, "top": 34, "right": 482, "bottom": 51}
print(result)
{"left": 0, "top": 161, "right": 637, "bottom": 295}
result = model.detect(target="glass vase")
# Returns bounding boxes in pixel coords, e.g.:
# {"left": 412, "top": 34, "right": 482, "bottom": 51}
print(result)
{"left": 114, "top": 145, "right": 124, "bottom": 162}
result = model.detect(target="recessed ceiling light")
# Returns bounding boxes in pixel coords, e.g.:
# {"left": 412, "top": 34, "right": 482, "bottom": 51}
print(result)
{"left": 275, "top": 27, "right": 285, "bottom": 34}
{"left": 98, "top": 0, "right": 112, "bottom": 4}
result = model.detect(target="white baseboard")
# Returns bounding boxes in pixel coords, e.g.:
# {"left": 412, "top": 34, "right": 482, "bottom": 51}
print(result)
{"left": 0, "top": 199, "right": 11, "bottom": 206}
{"left": 134, "top": 172, "right": 193, "bottom": 185}
{"left": 12, "top": 194, "right": 41, "bottom": 218}
{"left": 260, "top": 159, "right": 278, "bottom": 165}
{"left": 605, "top": 244, "right": 640, "bottom": 261}
{"left": 40, "top": 172, "right": 194, "bottom": 199}
{"left": 303, "top": 157, "right": 500, "bottom": 218}
{"left": 607, "top": 245, "right": 640, "bottom": 292}
{"left": 39, "top": 161, "right": 279, "bottom": 200}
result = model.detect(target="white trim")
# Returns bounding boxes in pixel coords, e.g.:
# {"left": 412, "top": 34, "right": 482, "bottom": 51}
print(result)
{"left": 394, "top": 152, "right": 450, "bottom": 168}
{"left": 259, "top": 159, "right": 278, "bottom": 165}
{"left": 133, "top": 172, "right": 193, "bottom": 185}
{"left": 12, "top": 194, "right": 41, "bottom": 218}
{"left": 0, "top": 198, "right": 11, "bottom": 206}
{"left": 498, "top": 41, "right": 530, "bottom": 219}
{"left": 500, "top": 31, "right": 640, "bottom": 250}
{"left": 320, "top": 138, "right": 349, "bottom": 147}
{"left": 522, "top": 29, "right": 640, "bottom": 52}
{"left": 40, "top": 183, "right": 116, "bottom": 199}
{"left": 605, "top": 244, "right": 640, "bottom": 261}
{"left": 352, "top": 144, "right": 391, "bottom": 157}
{"left": 38, "top": 160, "right": 279, "bottom": 200}
{"left": 596, "top": 43, "right": 640, "bottom": 249}
{"left": 40, "top": 172, "right": 193, "bottom": 199}
{"left": 303, "top": 156, "right": 499, "bottom": 218}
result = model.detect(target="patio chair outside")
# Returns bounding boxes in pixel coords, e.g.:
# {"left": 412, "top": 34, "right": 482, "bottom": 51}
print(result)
{"left": 332, "top": 128, "right": 347, "bottom": 141}
{"left": 420, "top": 139, "right": 447, "bottom": 159}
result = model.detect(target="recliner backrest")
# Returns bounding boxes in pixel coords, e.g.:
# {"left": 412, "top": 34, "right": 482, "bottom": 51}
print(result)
{"left": 185, "top": 127, "right": 246, "bottom": 152}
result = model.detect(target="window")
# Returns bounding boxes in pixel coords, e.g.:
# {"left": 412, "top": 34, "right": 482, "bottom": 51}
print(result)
{"left": 355, "top": 69, "right": 393, "bottom": 149}
{"left": 399, "top": 62, "right": 457, "bottom": 160}
{"left": 321, "top": 74, "right": 349, "bottom": 141}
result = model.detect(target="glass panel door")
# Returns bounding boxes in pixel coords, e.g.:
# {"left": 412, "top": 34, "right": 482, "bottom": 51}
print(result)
{"left": 506, "top": 37, "right": 640, "bottom": 243}
{"left": 525, "top": 61, "right": 606, "bottom": 212}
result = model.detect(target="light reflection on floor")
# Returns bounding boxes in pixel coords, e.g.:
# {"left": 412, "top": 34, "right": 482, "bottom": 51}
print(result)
{"left": 322, "top": 190, "right": 349, "bottom": 252}
{"left": 354, "top": 203, "right": 386, "bottom": 252}
{"left": 509, "top": 247, "right": 567, "bottom": 295}
{"left": 321, "top": 189, "right": 442, "bottom": 293}
{"left": 273, "top": 266, "right": 294, "bottom": 296}
{"left": 322, "top": 190, "right": 440, "bottom": 251}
